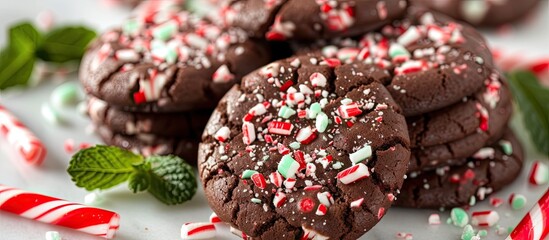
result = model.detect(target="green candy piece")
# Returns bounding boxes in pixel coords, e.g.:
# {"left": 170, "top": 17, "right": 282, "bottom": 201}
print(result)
{"left": 45, "top": 231, "right": 61, "bottom": 240}
{"left": 278, "top": 154, "right": 300, "bottom": 178}
{"left": 51, "top": 82, "right": 80, "bottom": 107}
{"left": 460, "top": 225, "right": 475, "bottom": 240}
{"left": 241, "top": 170, "right": 258, "bottom": 179}
{"left": 41, "top": 103, "right": 63, "bottom": 125}
{"left": 153, "top": 21, "right": 177, "bottom": 41}
{"left": 511, "top": 194, "right": 527, "bottom": 210}
{"left": 499, "top": 140, "right": 513, "bottom": 155}
{"left": 478, "top": 230, "right": 488, "bottom": 237}
{"left": 451, "top": 208, "right": 470, "bottom": 227}
{"left": 165, "top": 48, "right": 178, "bottom": 64}
{"left": 308, "top": 103, "right": 321, "bottom": 119}
{"left": 389, "top": 43, "right": 411, "bottom": 59}
{"left": 316, "top": 112, "right": 329, "bottom": 133}
{"left": 251, "top": 198, "right": 262, "bottom": 204}
{"left": 289, "top": 142, "right": 301, "bottom": 149}
{"left": 278, "top": 106, "right": 296, "bottom": 119}
{"left": 469, "top": 196, "right": 476, "bottom": 206}
{"left": 123, "top": 19, "right": 140, "bottom": 36}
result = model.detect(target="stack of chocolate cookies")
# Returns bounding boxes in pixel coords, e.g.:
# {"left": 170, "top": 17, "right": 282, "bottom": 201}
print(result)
{"left": 80, "top": 0, "right": 526, "bottom": 238}
{"left": 79, "top": 9, "right": 272, "bottom": 163}
{"left": 195, "top": 1, "right": 524, "bottom": 239}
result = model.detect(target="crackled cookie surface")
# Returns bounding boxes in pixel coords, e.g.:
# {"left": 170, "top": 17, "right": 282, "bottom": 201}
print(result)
{"left": 217, "top": 0, "right": 409, "bottom": 41}
{"left": 397, "top": 129, "right": 523, "bottom": 209}
{"left": 198, "top": 54, "right": 410, "bottom": 239}
{"left": 294, "top": 7, "right": 495, "bottom": 117}
{"left": 80, "top": 10, "right": 271, "bottom": 112}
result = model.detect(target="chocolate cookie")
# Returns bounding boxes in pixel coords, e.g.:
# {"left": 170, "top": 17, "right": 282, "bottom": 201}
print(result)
{"left": 412, "top": 0, "right": 539, "bottom": 27}
{"left": 408, "top": 124, "right": 506, "bottom": 173}
{"left": 408, "top": 71, "right": 511, "bottom": 148}
{"left": 80, "top": 10, "right": 272, "bottom": 112}
{"left": 294, "top": 7, "right": 495, "bottom": 116}
{"left": 96, "top": 125, "right": 199, "bottom": 163}
{"left": 396, "top": 129, "right": 524, "bottom": 209}
{"left": 198, "top": 54, "right": 411, "bottom": 239}
{"left": 217, "top": 0, "right": 409, "bottom": 41}
{"left": 87, "top": 97, "right": 210, "bottom": 137}
{"left": 408, "top": 96, "right": 511, "bottom": 173}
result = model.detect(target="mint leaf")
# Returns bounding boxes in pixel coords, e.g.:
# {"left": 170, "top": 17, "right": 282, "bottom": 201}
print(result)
{"left": 128, "top": 162, "right": 151, "bottom": 193}
{"left": 9, "top": 22, "right": 42, "bottom": 48}
{"left": 68, "top": 145, "right": 144, "bottom": 191}
{"left": 508, "top": 71, "right": 549, "bottom": 157}
{"left": 0, "top": 46, "right": 35, "bottom": 90}
{"left": 144, "top": 155, "right": 197, "bottom": 205}
{"left": 0, "top": 22, "right": 40, "bottom": 90}
{"left": 36, "top": 26, "right": 96, "bottom": 63}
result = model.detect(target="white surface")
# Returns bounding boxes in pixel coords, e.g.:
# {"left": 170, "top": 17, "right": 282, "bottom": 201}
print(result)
{"left": 0, "top": 1, "right": 548, "bottom": 240}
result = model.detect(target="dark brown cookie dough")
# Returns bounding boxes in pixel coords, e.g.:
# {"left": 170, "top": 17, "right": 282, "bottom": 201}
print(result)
{"left": 198, "top": 54, "right": 410, "bottom": 239}
{"left": 217, "top": 0, "right": 409, "bottom": 41}
{"left": 408, "top": 98, "right": 512, "bottom": 173}
{"left": 80, "top": 10, "right": 272, "bottom": 112}
{"left": 96, "top": 125, "right": 199, "bottom": 163}
{"left": 408, "top": 71, "right": 511, "bottom": 148}
{"left": 87, "top": 97, "right": 210, "bottom": 137}
{"left": 412, "top": 0, "right": 539, "bottom": 27}
{"left": 396, "top": 129, "right": 524, "bottom": 209}
{"left": 293, "top": 7, "right": 495, "bottom": 117}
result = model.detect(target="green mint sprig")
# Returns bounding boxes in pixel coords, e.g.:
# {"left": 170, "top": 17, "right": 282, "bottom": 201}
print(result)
{"left": 507, "top": 71, "right": 549, "bottom": 157}
{"left": 0, "top": 21, "right": 96, "bottom": 90}
{"left": 67, "top": 145, "right": 197, "bottom": 205}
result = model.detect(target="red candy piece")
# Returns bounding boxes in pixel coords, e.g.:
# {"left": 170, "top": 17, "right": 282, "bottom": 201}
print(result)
{"left": 299, "top": 197, "right": 316, "bottom": 213}
{"left": 251, "top": 173, "right": 267, "bottom": 189}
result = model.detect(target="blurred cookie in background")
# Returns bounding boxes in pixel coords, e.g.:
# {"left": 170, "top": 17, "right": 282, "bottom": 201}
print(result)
{"left": 412, "top": 0, "right": 539, "bottom": 27}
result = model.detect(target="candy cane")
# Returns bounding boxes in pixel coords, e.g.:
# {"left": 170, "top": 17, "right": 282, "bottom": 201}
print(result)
{"left": 0, "top": 185, "right": 119, "bottom": 239}
{"left": 507, "top": 189, "right": 549, "bottom": 240}
{"left": 0, "top": 105, "right": 47, "bottom": 165}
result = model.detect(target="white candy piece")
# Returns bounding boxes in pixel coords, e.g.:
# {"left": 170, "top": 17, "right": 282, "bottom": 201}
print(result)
{"left": 473, "top": 148, "right": 495, "bottom": 159}
{"left": 471, "top": 211, "right": 500, "bottom": 227}
{"left": 530, "top": 161, "right": 549, "bottom": 185}
{"left": 212, "top": 65, "right": 235, "bottom": 83}
{"left": 337, "top": 163, "right": 370, "bottom": 184}
{"left": 428, "top": 214, "right": 441, "bottom": 225}
{"left": 181, "top": 222, "right": 216, "bottom": 240}
{"left": 242, "top": 122, "right": 256, "bottom": 145}
{"left": 317, "top": 192, "right": 334, "bottom": 207}
{"left": 350, "top": 198, "right": 364, "bottom": 208}
{"left": 45, "top": 231, "right": 61, "bottom": 240}
{"left": 41, "top": 103, "right": 63, "bottom": 125}
{"left": 214, "top": 127, "right": 231, "bottom": 142}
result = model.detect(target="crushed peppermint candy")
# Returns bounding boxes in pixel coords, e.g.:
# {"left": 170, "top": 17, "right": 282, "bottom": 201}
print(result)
{"left": 529, "top": 161, "right": 549, "bottom": 185}
{"left": 471, "top": 210, "right": 499, "bottom": 227}
{"left": 428, "top": 213, "right": 441, "bottom": 225}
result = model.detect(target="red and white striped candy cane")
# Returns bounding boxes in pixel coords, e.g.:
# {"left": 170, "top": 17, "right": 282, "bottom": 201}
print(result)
{"left": 492, "top": 49, "right": 549, "bottom": 87}
{"left": 0, "top": 105, "right": 47, "bottom": 165}
{"left": 0, "top": 185, "right": 120, "bottom": 239}
{"left": 507, "top": 189, "right": 549, "bottom": 240}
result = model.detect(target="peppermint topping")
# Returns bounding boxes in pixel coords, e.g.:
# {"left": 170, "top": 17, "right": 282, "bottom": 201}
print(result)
{"left": 212, "top": 65, "right": 235, "bottom": 83}
{"left": 214, "top": 126, "right": 230, "bottom": 142}
{"left": 337, "top": 163, "right": 370, "bottom": 184}
{"left": 317, "top": 0, "right": 355, "bottom": 31}
{"left": 349, "top": 145, "right": 372, "bottom": 164}
{"left": 92, "top": 11, "right": 251, "bottom": 105}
